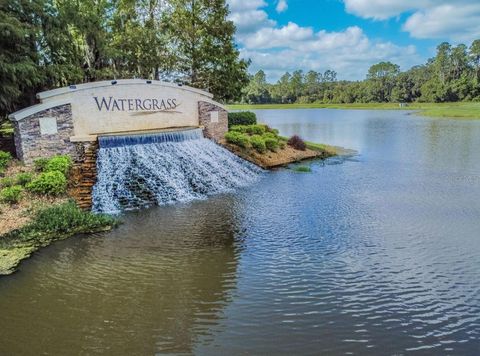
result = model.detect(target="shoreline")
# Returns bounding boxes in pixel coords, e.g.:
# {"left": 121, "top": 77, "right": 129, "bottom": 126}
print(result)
{"left": 227, "top": 102, "right": 480, "bottom": 120}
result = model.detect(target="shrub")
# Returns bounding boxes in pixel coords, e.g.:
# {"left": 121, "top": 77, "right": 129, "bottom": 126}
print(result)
{"left": 27, "top": 171, "right": 67, "bottom": 196}
{"left": 0, "top": 177, "right": 15, "bottom": 188}
{"left": 21, "top": 201, "right": 117, "bottom": 236}
{"left": 228, "top": 111, "right": 257, "bottom": 127}
{"left": 0, "top": 151, "right": 12, "bottom": 170}
{"left": 0, "top": 185, "right": 23, "bottom": 204}
{"left": 287, "top": 135, "right": 307, "bottom": 151}
{"left": 230, "top": 125, "right": 249, "bottom": 133}
{"left": 45, "top": 155, "right": 72, "bottom": 175}
{"left": 34, "top": 158, "right": 49, "bottom": 172}
{"left": 250, "top": 135, "right": 266, "bottom": 153}
{"left": 245, "top": 124, "right": 266, "bottom": 136}
{"left": 266, "top": 127, "right": 280, "bottom": 136}
{"left": 225, "top": 131, "right": 250, "bottom": 148}
{"left": 15, "top": 172, "right": 33, "bottom": 186}
{"left": 293, "top": 166, "right": 312, "bottom": 173}
{"left": 264, "top": 137, "right": 280, "bottom": 152}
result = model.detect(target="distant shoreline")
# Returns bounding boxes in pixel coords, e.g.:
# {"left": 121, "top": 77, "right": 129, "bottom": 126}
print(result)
{"left": 228, "top": 102, "right": 480, "bottom": 120}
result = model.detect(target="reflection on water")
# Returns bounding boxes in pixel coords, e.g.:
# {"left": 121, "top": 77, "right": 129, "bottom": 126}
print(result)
{"left": 1, "top": 110, "right": 480, "bottom": 355}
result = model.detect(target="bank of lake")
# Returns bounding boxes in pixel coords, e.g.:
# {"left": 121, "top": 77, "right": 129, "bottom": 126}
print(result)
{"left": 228, "top": 102, "right": 480, "bottom": 119}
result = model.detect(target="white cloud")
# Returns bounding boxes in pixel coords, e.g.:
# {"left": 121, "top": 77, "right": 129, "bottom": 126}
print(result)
{"left": 343, "top": 0, "right": 480, "bottom": 42}
{"left": 276, "top": 0, "right": 288, "bottom": 13}
{"left": 227, "top": 0, "right": 420, "bottom": 81}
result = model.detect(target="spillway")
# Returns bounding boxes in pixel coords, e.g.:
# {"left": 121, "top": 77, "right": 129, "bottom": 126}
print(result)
{"left": 92, "top": 128, "right": 261, "bottom": 214}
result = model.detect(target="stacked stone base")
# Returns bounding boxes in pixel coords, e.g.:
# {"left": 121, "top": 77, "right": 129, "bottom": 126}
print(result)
{"left": 69, "top": 142, "right": 98, "bottom": 210}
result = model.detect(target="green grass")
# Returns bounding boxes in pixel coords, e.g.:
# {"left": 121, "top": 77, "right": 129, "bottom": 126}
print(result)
{"left": 228, "top": 102, "right": 480, "bottom": 119}
{"left": 0, "top": 121, "right": 14, "bottom": 135}
{"left": 292, "top": 165, "right": 312, "bottom": 173}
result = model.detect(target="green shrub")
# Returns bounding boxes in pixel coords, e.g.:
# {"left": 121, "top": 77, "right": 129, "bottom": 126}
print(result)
{"left": 250, "top": 135, "right": 266, "bottom": 153}
{"left": 228, "top": 111, "right": 257, "bottom": 127}
{"left": 264, "top": 137, "right": 280, "bottom": 152}
{"left": 21, "top": 201, "right": 117, "bottom": 237}
{"left": 0, "top": 177, "right": 15, "bottom": 188}
{"left": 0, "top": 185, "right": 23, "bottom": 204}
{"left": 0, "top": 151, "right": 12, "bottom": 170}
{"left": 45, "top": 155, "right": 72, "bottom": 175}
{"left": 230, "top": 125, "right": 249, "bottom": 133}
{"left": 246, "top": 124, "right": 266, "bottom": 135}
{"left": 225, "top": 131, "right": 250, "bottom": 148}
{"left": 15, "top": 172, "right": 33, "bottom": 186}
{"left": 293, "top": 166, "right": 312, "bottom": 173}
{"left": 27, "top": 171, "right": 67, "bottom": 196}
{"left": 33, "top": 158, "right": 49, "bottom": 172}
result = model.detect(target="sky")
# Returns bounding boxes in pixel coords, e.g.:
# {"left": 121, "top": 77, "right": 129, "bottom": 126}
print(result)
{"left": 226, "top": 0, "right": 480, "bottom": 82}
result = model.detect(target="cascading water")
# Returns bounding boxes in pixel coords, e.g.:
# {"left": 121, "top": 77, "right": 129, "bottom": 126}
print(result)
{"left": 92, "top": 128, "right": 262, "bottom": 214}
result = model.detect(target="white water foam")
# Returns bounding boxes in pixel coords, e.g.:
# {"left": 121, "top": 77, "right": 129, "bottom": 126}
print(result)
{"left": 92, "top": 129, "right": 262, "bottom": 214}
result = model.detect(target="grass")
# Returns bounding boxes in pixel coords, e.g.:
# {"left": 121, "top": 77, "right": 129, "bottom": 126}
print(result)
{"left": 292, "top": 165, "right": 312, "bottom": 173}
{"left": 0, "top": 201, "right": 118, "bottom": 275}
{"left": 228, "top": 102, "right": 480, "bottom": 119}
{"left": 0, "top": 121, "right": 14, "bottom": 135}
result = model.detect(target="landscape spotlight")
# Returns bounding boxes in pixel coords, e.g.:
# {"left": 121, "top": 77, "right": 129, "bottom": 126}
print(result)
{"left": 69, "top": 85, "right": 76, "bottom": 89}
{"left": 146, "top": 80, "right": 152, "bottom": 84}
{"left": 111, "top": 80, "right": 117, "bottom": 85}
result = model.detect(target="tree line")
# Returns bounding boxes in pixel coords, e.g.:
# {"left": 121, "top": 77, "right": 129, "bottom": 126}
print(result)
{"left": 0, "top": 0, "right": 249, "bottom": 120}
{"left": 242, "top": 40, "right": 480, "bottom": 104}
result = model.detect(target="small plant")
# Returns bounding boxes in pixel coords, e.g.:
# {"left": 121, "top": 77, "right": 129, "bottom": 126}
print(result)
{"left": 264, "top": 137, "right": 280, "bottom": 152}
{"left": 245, "top": 124, "right": 266, "bottom": 136}
{"left": 27, "top": 171, "right": 67, "bottom": 196}
{"left": 287, "top": 135, "right": 307, "bottom": 151}
{"left": 230, "top": 125, "right": 249, "bottom": 133}
{"left": 21, "top": 201, "right": 117, "bottom": 236}
{"left": 34, "top": 158, "right": 49, "bottom": 172}
{"left": 0, "top": 185, "right": 23, "bottom": 204}
{"left": 250, "top": 135, "right": 267, "bottom": 153}
{"left": 45, "top": 155, "right": 72, "bottom": 175}
{"left": 0, "top": 150, "right": 12, "bottom": 170}
{"left": 15, "top": 172, "right": 33, "bottom": 186}
{"left": 293, "top": 166, "right": 312, "bottom": 173}
{"left": 0, "top": 177, "right": 15, "bottom": 188}
{"left": 225, "top": 131, "right": 250, "bottom": 148}
{"left": 228, "top": 111, "right": 257, "bottom": 127}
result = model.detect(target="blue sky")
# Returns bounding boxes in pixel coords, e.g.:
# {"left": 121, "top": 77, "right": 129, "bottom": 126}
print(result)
{"left": 227, "top": 0, "right": 480, "bottom": 82}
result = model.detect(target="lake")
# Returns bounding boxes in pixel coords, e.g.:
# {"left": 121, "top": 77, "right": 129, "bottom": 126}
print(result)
{"left": 1, "top": 109, "right": 479, "bottom": 355}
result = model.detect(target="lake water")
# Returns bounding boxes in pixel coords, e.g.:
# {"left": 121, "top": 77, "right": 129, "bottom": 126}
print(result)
{"left": 1, "top": 109, "right": 480, "bottom": 355}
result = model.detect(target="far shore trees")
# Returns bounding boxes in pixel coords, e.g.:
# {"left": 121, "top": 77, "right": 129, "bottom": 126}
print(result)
{"left": 241, "top": 39, "right": 480, "bottom": 105}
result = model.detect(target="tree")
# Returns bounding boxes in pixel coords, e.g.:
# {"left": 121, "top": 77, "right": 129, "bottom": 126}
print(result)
{"left": 164, "top": 0, "right": 249, "bottom": 101}
{"left": 242, "top": 70, "right": 271, "bottom": 104}
{"left": 366, "top": 62, "right": 400, "bottom": 102}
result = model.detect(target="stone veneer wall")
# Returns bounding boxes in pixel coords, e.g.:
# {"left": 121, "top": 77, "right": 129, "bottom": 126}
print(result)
{"left": 69, "top": 142, "right": 98, "bottom": 210}
{"left": 13, "top": 104, "right": 76, "bottom": 163}
{"left": 198, "top": 101, "right": 228, "bottom": 142}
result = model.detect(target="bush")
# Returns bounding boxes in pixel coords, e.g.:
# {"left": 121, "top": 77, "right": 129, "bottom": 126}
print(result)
{"left": 264, "top": 137, "right": 280, "bottom": 152}
{"left": 225, "top": 131, "right": 250, "bottom": 148}
{"left": 250, "top": 135, "right": 266, "bottom": 153}
{"left": 246, "top": 124, "right": 266, "bottom": 135}
{"left": 287, "top": 135, "right": 307, "bottom": 151}
{"left": 0, "top": 151, "right": 12, "bottom": 170}
{"left": 228, "top": 111, "right": 257, "bottom": 127}
{"left": 293, "top": 166, "right": 312, "bottom": 173}
{"left": 21, "top": 201, "right": 117, "bottom": 236}
{"left": 230, "top": 125, "right": 249, "bottom": 133}
{"left": 27, "top": 171, "right": 67, "bottom": 196}
{"left": 34, "top": 158, "right": 49, "bottom": 172}
{"left": 0, "top": 177, "right": 15, "bottom": 188}
{"left": 15, "top": 172, "right": 33, "bottom": 186}
{"left": 45, "top": 155, "right": 72, "bottom": 175}
{"left": 0, "top": 185, "right": 23, "bottom": 204}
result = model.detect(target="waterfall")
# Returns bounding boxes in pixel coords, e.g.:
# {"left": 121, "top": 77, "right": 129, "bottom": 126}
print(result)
{"left": 92, "top": 128, "right": 262, "bottom": 214}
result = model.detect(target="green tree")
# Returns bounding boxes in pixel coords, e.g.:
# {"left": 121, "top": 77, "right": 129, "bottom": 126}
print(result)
{"left": 366, "top": 62, "right": 400, "bottom": 102}
{"left": 243, "top": 70, "right": 271, "bottom": 104}
{"left": 164, "top": 0, "right": 249, "bottom": 101}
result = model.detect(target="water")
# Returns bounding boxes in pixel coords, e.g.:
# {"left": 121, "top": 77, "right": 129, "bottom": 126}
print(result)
{"left": 1, "top": 109, "right": 480, "bottom": 355}
{"left": 92, "top": 128, "right": 261, "bottom": 213}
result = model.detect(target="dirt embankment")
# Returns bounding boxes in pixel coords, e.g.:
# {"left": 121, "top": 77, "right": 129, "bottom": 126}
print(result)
{"left": 219, "top": 140, "right": 334, "bottom": 169}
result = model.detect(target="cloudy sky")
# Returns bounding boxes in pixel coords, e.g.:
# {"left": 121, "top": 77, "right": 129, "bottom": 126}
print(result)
{"left": 227, "top": 0, "right": 480, "bottom": 82}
